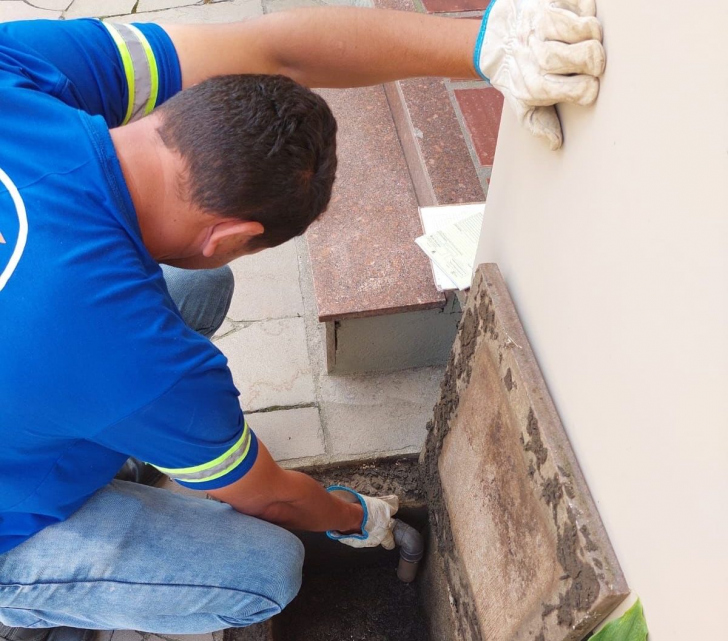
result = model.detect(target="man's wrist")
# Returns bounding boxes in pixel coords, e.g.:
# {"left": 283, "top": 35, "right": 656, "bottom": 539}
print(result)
{"left": 339, "top": 502, "right": 365, "bottom": 535}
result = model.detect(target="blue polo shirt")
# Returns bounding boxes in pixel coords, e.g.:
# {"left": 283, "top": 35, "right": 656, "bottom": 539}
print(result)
{"left": 0, "top": 19, "right": 258, "bottom": 554}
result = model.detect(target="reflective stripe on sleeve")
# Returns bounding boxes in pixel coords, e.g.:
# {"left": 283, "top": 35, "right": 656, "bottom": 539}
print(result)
{"left": 103, "top": 22, "right": 160, "bottom": 125}
{"left": 153, "top": 421, "right": 254, "bottom": 484}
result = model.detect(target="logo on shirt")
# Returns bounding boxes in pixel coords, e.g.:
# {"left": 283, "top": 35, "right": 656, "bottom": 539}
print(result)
{"left": 0, "top": 166, "right": 27, "bottom": 292}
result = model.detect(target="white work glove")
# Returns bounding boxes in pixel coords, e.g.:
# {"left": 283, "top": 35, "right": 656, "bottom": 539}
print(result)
{"left": 475, "top": 0, "right": 606, "bottom": 150}
{"left": 326, "top": 486, "right": 399, "bottom": 550}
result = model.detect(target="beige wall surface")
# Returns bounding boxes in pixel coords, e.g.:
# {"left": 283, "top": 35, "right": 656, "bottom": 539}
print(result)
{"left": 475, "top": 2, "right": 728, "bottom": 638}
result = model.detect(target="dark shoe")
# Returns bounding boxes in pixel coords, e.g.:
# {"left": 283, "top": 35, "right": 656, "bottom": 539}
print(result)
{"left": 0, "top": 628, "right": 96, "bottom": 641}
{"left": 0, "top": 626, "right": 49, "bottom": 641}
{"left": 115, "top": 457, "right": 163, "bottom": 486}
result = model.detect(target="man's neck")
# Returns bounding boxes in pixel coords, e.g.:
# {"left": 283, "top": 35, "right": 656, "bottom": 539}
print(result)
{"left": 109, "top": 118, "right": 181, "bottom": 261}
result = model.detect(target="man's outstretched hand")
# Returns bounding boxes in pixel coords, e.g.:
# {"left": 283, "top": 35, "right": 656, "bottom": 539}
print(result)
{"left": 475, "top": 0, "right": 606, "bottom": 150}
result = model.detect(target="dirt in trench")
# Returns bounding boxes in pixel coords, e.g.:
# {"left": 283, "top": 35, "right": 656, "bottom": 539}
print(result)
{"left": 274, "top": 566, "right": 430, "bottom": 641}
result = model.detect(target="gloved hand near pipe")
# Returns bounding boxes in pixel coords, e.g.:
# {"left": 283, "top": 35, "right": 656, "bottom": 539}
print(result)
{"left": 475, "top": 0, "right": 606, "bottom": 150}
{"left": 326, "top": 486, "right": 399, "bottom": 549}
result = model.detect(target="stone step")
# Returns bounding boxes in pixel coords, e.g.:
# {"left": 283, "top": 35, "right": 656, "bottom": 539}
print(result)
{"left": 306, "top": 0, "right": 505, "bottom": 374}
{"left": 307, "top": 85, "right": 462, "bottom": 373}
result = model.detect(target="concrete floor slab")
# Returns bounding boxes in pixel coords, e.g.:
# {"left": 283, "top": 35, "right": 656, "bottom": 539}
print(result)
{"left": 228, "top": 241, "right": 304, "bottom": 322}
{"left": 65, "top": 0, "right": 136, "bottom": 18}
{"left": 0, "top": 1, "right": 62, "bottom": 20}
{"left": 319, "top": 366, "right": 443, "bottom": 457}
{"left": 136, "top": 0, "right": 201, "bottom": 13}
{"left": 217, "top": 317, "right": 316, "bottom": 412}
{"left": 247, "top": 406, "right": 325, "bottom": 461}
{"left": 108, "top": 0, "right": 263, "bottom": 23}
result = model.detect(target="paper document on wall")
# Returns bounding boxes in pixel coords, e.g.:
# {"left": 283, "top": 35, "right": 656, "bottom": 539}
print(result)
{"left": 415, "top": 205, "right": 484, "bottom": 291}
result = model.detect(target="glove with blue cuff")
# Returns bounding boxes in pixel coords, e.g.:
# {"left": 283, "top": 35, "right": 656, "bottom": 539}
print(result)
{"left": 326, "top": 486, "right": 399, "bottom": 550}
{"left": 475, "top": 0, "right": 606, "bottom": 150}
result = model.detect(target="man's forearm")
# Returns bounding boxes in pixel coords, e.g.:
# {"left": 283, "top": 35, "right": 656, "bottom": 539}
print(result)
{"left": 255, "top": 469, "right": 363, "bottom": 532}
{"left": 164, "top": 8, "right": 481, "bottom": 89}
{"left": 263, "top": 8, "right": 481, "bottom": 88}
{"left": 207, "top": 441, "right": 363, "bottom": 533}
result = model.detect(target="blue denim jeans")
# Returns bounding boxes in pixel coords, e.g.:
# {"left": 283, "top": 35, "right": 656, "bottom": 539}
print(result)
{"left": 0, "top": 266, "right": 305, "bottom": 632}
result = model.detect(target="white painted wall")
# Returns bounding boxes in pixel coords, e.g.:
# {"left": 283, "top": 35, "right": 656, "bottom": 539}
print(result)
{"left": 475, "top": 2, "right": 728, "bottom": 638}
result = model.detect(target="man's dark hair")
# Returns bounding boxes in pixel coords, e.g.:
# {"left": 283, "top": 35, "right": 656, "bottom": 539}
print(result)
{"left": 156, "top": 74, "right": 338, "bottom": 249}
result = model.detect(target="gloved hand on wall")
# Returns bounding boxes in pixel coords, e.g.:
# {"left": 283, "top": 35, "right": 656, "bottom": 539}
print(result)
{"left": 326, "top": 486, "right": 399, "bottom": 549}
{"left": 475, "top": 0, "right": 606, "bottom": 150}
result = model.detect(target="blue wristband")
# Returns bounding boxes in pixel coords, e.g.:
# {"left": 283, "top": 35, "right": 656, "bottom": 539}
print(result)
{"left": 325, "top": 485, "right": 369, "bottom": 541}
{"left": 473, "top": 0, "right": 499, "bottom": 82}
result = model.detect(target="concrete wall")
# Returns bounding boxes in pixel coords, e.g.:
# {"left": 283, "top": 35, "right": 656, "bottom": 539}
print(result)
{"left": 475, "top": 2, "right": 728, "bottom": 638}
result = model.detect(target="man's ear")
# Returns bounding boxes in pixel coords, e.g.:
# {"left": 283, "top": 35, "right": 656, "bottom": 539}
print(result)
{"left": 201, "top": 219, "right": 265, "bottom": 258}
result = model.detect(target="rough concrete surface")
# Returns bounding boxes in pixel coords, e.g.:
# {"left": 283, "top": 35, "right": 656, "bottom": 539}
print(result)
{"left": 0, "top": 1, "right": 63, "bottom": 20}
{"left": 319, "top": 365, "right": 443, "bottom": 457}
{"left": 424, "top": 265, "right": 629, "bottom": 641}
{"left": 65, "top": 0, "right": 136, "bottom": 18}
{"left": 330, "top": 303, "right": 461, "bottom": 374}
{"left": 227, "top": 240, "right": 304, "bottom": 322}
{"left": 217, "top": 316, "right": 316, "bottom": 412}
{"left": 247, "top": 406, "right": 325, "bottom": 461}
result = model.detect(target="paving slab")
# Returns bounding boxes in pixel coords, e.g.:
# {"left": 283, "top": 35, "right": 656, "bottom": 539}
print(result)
{"left": 424, "top": 265, "right": 628, "bottom": 641}
{"left": 26, "top": 0, "right": 72, "bottom": 10}
{"left": 217, "top": 317, "right": 315, "bottom": 412}
{"left": 109, "top": 0, "right": 263, "bottom": 23}
{"left": 319, "top": 366, "right": 443, "bottom": 456}
{"left": 65, "top": 0, "right": 136, "bottom": 18}
{"left": 0, "top": 1, "right": 62, "bottom": 20}
{"left": 228, "top": 240, "right": 304, "bottom": 322}
{"left": 247, "top": 406, "right": 324, "bottom": 461}
{"left": 136, "top": 0, "right": 201, "bottom": 13}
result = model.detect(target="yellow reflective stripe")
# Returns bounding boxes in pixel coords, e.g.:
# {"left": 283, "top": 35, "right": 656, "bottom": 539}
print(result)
{"left": 154, "top": 421, "right": 251, "bottom": 479}
{"left": 179, "top": 435, "right": 253, "bottom": 484}
{"left": 103, "top": 23, "right": 135, "bottom": 125}
{"left": 126, "top": 24, "right": 159, "bottom": 116}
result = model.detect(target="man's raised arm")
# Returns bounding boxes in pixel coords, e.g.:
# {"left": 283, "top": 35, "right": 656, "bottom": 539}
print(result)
{"left": 162, "top": 1, "right": 605, "bottom": 149}
{"left": 162, "top": 8, "right": 480, "bottom": 90}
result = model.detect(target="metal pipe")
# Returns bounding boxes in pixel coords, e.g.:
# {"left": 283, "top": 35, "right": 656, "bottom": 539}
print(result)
{"left": 393, "top": 518, "right": 424, "bottom": 583}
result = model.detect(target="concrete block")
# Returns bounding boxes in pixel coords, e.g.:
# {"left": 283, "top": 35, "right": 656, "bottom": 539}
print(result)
{"left": 65, "top": 0, "right": 136, "bottom": 18}
{"left": 320, "top": 366, "right": 443, "bottom": 456}
{"left": 228, "top": 240, "right": 304, "bottom": 322}
{"left": 328, "top": 303, "right": 461, "bottom": 374}
{"left": 247, "top": 407, "right": 325, "bottom": 461}
{"left": 0, "top": 1, "right": 61, "bottom": 20}
{"left": 424, "top": 265, "right": 629, "bottom": 641}
{"left": 108, "top": 0, "right": 263, "bottom": 23}
{"left": 216, "top": 317, "right": 315, "bottom": 412}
